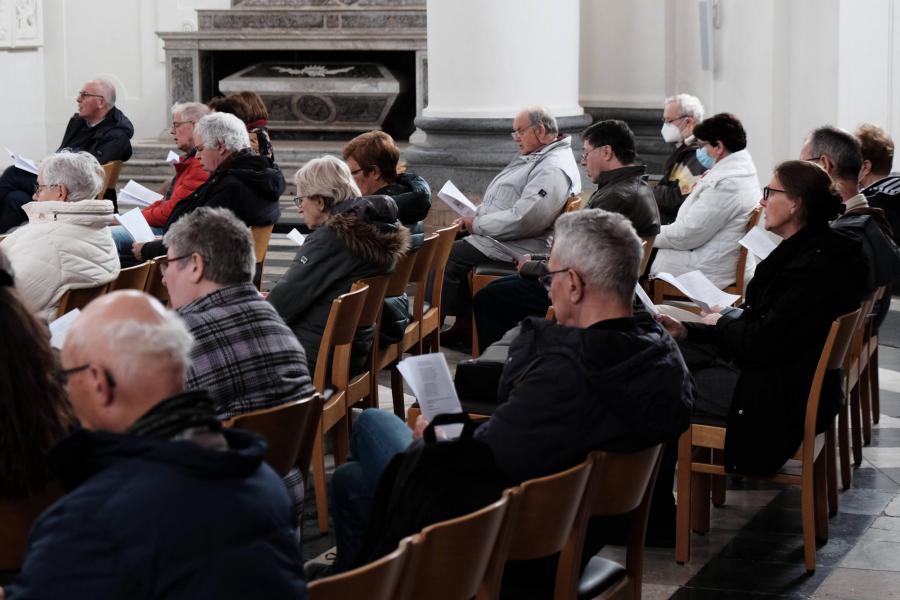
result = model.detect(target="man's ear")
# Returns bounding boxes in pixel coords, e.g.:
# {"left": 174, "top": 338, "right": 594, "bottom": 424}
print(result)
{"left": 567, "top": 269, "right": 585, "bottom": 304}
{"left": 189, "top": 253, "right": 206, "bottom": 284}
{"left": 58, "top": 184, "right": 70, "bottom": 201}
{"left": 820, "top": 153, "right": 836, "bottom": 176}
{"left": 860, "top": 159, "right": 872, "bottom": 182}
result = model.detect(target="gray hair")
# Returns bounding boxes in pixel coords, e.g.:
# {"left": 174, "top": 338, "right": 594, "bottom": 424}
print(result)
{"left": 552, "top": 209, "right": 643, "bottom": 303}
{"left": 171, "top": 101, "right": 210, "bottom": 123}
{"left": 91, "top": 78, "right": 117, "bottom": 106}
{"left": 195, "top": 112, "right": 250, "bottom": 153}
{"left": 40, "top": 150, "right": 104, "bottom": 200}
{"left": 66, "top": 295, "right": 194, "bottom": 386}
{"left": 164, "top": 207, "right": 255, "bottom": 286}
{"left": 294, "top": 155, "right": 361, "bottom": 209}
{"left": 665, "top": 93, "right": 705, "bottom": 122}
{"left": 524, "top": 106, "right": 559, "bottom": 136}
{"left": 807, "top": 125, "right": 864, "bottom": 180}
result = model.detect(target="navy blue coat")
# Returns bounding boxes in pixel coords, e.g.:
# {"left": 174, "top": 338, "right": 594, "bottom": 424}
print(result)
{"left": 6, "top": 428, "right": 307, "bottom": 599}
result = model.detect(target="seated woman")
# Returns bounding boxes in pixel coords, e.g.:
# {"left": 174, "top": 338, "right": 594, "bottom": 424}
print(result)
{"left": 0, "top": 151, "right": 119, "bottom": 320}
{"left": 267, "top": 155, "right": 410, "bottom": 373}
{"left": 650, "top": 112, "right": 760, "bottom": 288}
{"left": 235, "top": 91, "right": 275, "bottom": 165}
{"left": 659, "top": 160, "right": 868, "bottom": 476}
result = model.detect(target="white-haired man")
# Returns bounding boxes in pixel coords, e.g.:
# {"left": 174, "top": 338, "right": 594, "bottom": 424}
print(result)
{"left": 0, "top": 78, "right": 134, "bottom": 232}
{"left": 655, "top": 93, "right": 706, "bottom": 225}
{"left": 1, "top": 291, "right": 308, "bottom": 599}
{"left": 135, "top": 111, "right": 284, "bottom": 261}
{"left": 441, "top": 106, "right": 582, "bottom": 344}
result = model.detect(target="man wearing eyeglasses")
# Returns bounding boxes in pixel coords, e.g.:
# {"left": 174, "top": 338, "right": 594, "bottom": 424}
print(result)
{"left": 0, "top": 78, "right": 134, "bottom": 232}
{"left": 654, "top": 93, "right": 706, "bottom": 225}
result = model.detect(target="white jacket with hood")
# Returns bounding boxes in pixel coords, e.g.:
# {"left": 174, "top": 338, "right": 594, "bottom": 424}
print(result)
{"left": 651, "top": 148, "right": 760, "bottom": 289}
{"left": 1, "top": 199, "right": 120, "bottom": 320}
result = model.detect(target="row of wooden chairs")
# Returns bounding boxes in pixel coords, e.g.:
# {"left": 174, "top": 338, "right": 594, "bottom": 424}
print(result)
{"left": 55, "top": 258, "right": 164, "bottom": 318}
{"left": 308, "top": 444, "right": 663, "bottom": 600}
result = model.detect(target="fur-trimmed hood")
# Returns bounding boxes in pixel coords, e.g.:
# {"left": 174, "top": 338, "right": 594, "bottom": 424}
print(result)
{"left": 326, "top": 195, "right": 410, "bottom": 270}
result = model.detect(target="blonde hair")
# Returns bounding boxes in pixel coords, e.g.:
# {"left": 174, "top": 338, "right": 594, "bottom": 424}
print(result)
{"left": 294, "top": 155, "right": 361, "bottom": 210}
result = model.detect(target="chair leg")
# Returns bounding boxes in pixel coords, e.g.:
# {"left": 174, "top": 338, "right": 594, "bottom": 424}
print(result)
{"left": 690, "top": 449, "right": 711, "bottom": 535}
{"left": 675, "top": 432, "right": 692, "bottom": 564}
{"left": 333, "top": 416, "right": 349, "bottom": 467}
{"left": 312, "top": 427, "right": 330, "bottom": 534}
{"left": 390, "top": 364, "right": 406, "bottom": 419}
{"left": 800, "top": 458, "right": 818, "bottom": 573}
{"left": 860, "top": 362, "right": 873, "bottom": 445}
{"left": 871, "top": 344, "right": 880, "bottom": 423}
{"left": 838, "top": 403, "right": 852, "bottom": 490}
{"left": 711, "top": 449, "right": 726, "bottom": 507}
{"left": 825, "top": 424, "right": 838, "bottom": 517}
{"left": 814, "top": 451, "right": 829, "bottom": 544}
{"left": 850, "top": 385, "right": 863, "bottom": 466}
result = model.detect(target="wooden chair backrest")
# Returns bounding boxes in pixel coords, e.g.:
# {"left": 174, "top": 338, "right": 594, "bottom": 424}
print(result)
{"left": 97, "top": 160, "right": 124, "bottom": 198}
{"left": 352, "top": 275, "right": 391, "bottom": 332}
{"left": 250, "top": 224, "right": 275, "bottom": 290}
{"left": 400, "top": 494, "right": 509, "bottom": 600}
{"left": 732, "top": 206, "right": 763, "bottom": 293}
{"left": 56, "top": 282, "right": 109, "bottom": 318}
{"left": 408, "top": 234, "right": 439, "bottom": 320}
{"left": 0, "top": 482, "right": 64, "bottom": 570}
{"left": 224, "top": 394, "right": 323, "bottom": 478}
{"left": 385, "top": 245, "right": 421, "bottom": 298}
{"left": 143, "top": 256, "right": 170, "bottom": 306}
{"left": 640, "top": 235, "right": 656, "bottom": 274}
{"left": 308, "top": 536, "right": 414, "bottom": 600}
{"left": 425, "top": 224, "right": 459, "bottom": 307}
{"left": 313, "top": 285, "right": 369, "bottom": 393}
{"left": 563, "top": 195, "right": 582, "bottom": 212}
{"left": 544, "top": 305, "right": 556, "bottom": 321}
{"left": 107, "top": 261, "right": 152, "bottom": 292}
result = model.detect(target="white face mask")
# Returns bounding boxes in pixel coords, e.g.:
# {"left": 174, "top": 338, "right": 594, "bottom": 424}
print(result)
{"left": 661, "top": 122, "right": 683, "bottom": 143}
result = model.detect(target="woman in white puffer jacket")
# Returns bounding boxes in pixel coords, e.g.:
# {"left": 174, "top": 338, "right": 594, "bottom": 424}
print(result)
{"left": 0, "top": 151, "right": 119, "bottom": 320}
{"left": 651, "top": 113, "right": 761, "bottom": 289}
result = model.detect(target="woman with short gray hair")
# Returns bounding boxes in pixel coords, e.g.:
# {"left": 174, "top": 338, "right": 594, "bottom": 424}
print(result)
{"left": 0, "top": 150, "right": 119, "bottom": 320}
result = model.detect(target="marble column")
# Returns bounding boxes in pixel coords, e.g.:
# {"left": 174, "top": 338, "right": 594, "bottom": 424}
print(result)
{"left": 405, "top": 0, "right": 590, "bottom": 201}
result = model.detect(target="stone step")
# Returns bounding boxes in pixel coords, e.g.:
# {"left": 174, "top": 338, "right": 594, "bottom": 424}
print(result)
{"left": 197, "top": 6, "right": 425, "bottom": 32}
{"left": 234, "top": 0, "right": 424, "bottom": 7}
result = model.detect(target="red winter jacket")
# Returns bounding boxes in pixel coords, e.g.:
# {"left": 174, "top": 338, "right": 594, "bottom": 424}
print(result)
{"left": 142, "top": 152, "right": 209, "bottom": 228}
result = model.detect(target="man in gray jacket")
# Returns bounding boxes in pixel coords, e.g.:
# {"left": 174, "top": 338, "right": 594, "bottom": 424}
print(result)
{"left": 441, "top": 106, "right": 581, "bottom": 343}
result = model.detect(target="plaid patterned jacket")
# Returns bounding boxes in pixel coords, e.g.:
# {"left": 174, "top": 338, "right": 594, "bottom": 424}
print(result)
{"left": 180, "top": 283, "right": 315, "bottom": 421}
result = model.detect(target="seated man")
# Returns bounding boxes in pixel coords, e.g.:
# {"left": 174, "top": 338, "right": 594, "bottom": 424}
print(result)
{"left": 330, "top": 209, "right": 694, "bottom": 574}
{"left": 440, "top": 106, "right": 581, "bottom": 343}
{"left": 162, "top": 207, "right": 315, "bottom": 513}
{"left": 0, "top": 78, "right": 134, "bottom": 232}
{"left": 655, "top": 93, "right": 706, "bottom": 225}
{"left": 112, "top": 101, "right": 211, "bottom": 265}
{"left": 135, "top": 112, "right": 284, "bottom": 261}
{"left": 473, "top": 119, "right": 660, "bottom": 351}
{"left": 3, "top": 291, "right": 307, "bottom": 598}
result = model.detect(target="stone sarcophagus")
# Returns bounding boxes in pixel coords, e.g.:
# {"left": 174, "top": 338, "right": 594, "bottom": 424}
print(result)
{"left": 219, "top": 62, "right": 400, "bottom": 132}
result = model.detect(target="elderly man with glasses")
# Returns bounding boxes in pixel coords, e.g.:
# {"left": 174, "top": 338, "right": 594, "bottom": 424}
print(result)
{"left": 654, "top": 93, "right": 706, "bottom": 225}
{"left": 439, "top": 106, "right": 582, "bottom": 346}
{"left": 0, "top": 78, "right": 134, "bottom": 232}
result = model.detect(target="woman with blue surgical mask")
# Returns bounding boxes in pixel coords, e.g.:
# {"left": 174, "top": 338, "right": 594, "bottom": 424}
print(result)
{"left": 649, "top": 113, "right": 761, "bottom": 290}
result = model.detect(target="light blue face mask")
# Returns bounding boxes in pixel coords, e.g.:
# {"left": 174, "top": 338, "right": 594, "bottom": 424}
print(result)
{"left": 696, "top": 146, "right": 716, "bottom": 169}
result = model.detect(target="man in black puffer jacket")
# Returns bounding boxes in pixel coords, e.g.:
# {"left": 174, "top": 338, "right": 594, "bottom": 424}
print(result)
{"left": 137, "top": 112, "right": 283, "bottom": 261}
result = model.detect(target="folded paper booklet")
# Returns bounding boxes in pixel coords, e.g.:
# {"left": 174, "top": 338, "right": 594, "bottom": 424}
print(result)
{"left": 397, "top": 353, "right": 464, "bottom": 439}
{"left": 50, "top": 308, "right": 80, "bottom": 349}
{"left": 5, "top": 147, "right": 38, "bottom": 175}
{"left": 119, "top": 180, "right": 163, "bottom": 208}
{"left": 634, "top": 283, "right": 660, "bottom": 318}
{"left": 287, "top": 228, "right": 306, "bottom": 246}
{"left": 654, "top": 270, "right": 741, "bottom": 312}
{"left": 437, "top": 180, "right": 477, "bottom": 218}
{"left": 483, "top": 236, "right": 526, "bottom": 264}
{"left": 115, "top": 207, "right": 157, "bottom": 243}
{"left": 165, "top": 150, "right": 180, "bottom": 163}
{"left": 739, "top": 226, "right": 779, "bottom": 260}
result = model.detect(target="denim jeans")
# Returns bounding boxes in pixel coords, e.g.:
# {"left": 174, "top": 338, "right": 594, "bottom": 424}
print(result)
{"left": 111, "top": 224, "right": 164, "bottom": 267}
{"left": 331, "top": 409, "right": 412, "bottom": 572}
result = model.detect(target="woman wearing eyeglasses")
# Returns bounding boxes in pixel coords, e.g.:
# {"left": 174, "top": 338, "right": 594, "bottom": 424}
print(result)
{"left": 0, "top": 150, "right": 119, "bottom": 321}
{"left": 659, "top": 160, "right": 868, "bottom": 475}
{"left": 268, "top": 155, "right": 410, "bottom": 374}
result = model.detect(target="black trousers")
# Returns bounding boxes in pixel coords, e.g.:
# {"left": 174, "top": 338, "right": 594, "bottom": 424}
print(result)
{"left": 441, "top": 239, "right": 491, "bottom": 318}
{"left": 473, "top": 274, "right": 550, "bottom": 353}
{"left": 0, "top": 166, "right": 37, "bottom": 232}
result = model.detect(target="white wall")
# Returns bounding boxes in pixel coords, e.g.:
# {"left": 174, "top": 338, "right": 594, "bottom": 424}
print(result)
{"left": 0, "top": 49, "right": 46, "bottom": 162}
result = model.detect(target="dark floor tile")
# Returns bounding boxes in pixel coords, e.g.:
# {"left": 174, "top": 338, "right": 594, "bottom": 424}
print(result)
{"left": 834, "top": 489, "right": 897, "bottom": 515}
{"left": 870, "top": 428, "right": 900, "bottom": 445}
{"left": 685, "top": 556, "right": 832, "bottom": 598}
{"left": 849, "top": 466, "right": 900, "bottom": 489}
{"left": 870, "top": 467, "right": 900, "bottom": 484}
{"left": 717, "top": 529, "right": 857, "bottom": 567}
{"left": 670, "top": 587, "right": 787, "bottom": 598}
{"left": 744, "top": 505, "right": 874, "bottom": 538}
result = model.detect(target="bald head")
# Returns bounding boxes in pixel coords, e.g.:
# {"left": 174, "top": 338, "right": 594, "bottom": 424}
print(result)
{"left": 62, "top": 291, "right": 194, "bottom": 433}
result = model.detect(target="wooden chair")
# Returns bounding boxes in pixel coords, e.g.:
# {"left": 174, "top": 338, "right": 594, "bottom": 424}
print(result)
{"left": 250, "top": 224, "right": 275, "bottom": 290}
{"left": 639, "top": 235, "right": 656, "bottom": 276}
{"left": 107, "top": 261, "right": 152, "bottom": 292}
{"left": 224, "top": 394, "right": 323, "bottom": 478}
{"left": 55, "top": 281, "right": 110, "bottom": 318}
{"left": 864, "top": 286, "right": 887, "bottom": 428}
{"left": 346, "top": 274, "right": 391, "bottom": 414}
{"left": 652, "top": 205, "right": 763, "bottom": 306}
{"left": 308, "top": 536, "right": 414, "bottom": 600}
{"left": 478, "top": 458, "right": 594, "bottom": 600}
{"left": 398, "top": 494, "right": 510, "bottom": 600}
{"left": 143, "top": 256, "right": 170, "bottom": 306}
{"left": 860, "top": 286, "right": 887, "bottom": 435}
{"left": 311, "top": 285, "right": 370, "bottom": 534}
{"left": 564, "top": 195, "right": 583, "bottom": 212}
{"left": 675, "top": 308, "right": 861, "bottom": 573}
{"left": 417, "top": 224, "right": 458, "bottom": 354}
{"left": 0, "top": 483, "right": 63, "bottom": 571}
{"left": 556, "top": 445, "right": 664, "bottom": 600}
{"left": 97, "top": 160, "right": 124, "bottom": 199}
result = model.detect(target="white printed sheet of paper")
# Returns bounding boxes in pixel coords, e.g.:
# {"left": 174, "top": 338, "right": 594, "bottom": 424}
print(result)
{"left": 397, "top": 353, "right": 464, "bottom": 439}
{"left": 739, "top": 226, "right": 779, "bottom": 260}
{"left": 654, "top": 270, "right": 741, "bottom": 312}
{"left": 50, "top": 308, "right": 81, "bottom": 349}
{"left": 116, "top": 207, "right": 157, "bottom": 243}
{"left": 287, "top": 228, "right": 306, "bottom": 246}
{"left": 634, "top": 283, "right": 660, "bottom": 318}
{"left": 118, "top": 180, "right": 163, "bottom": 208}
{"left": 5, "top": 148, "right": 38, "bottom": 175}
{"left": 165, "top": 150, "right": 180, "bottom": 163}
{"left": 483, "top": 236, "right": 526, "bottom": 264}
{"left": 437, "top": 180, "right": 477, "bottom": 218}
